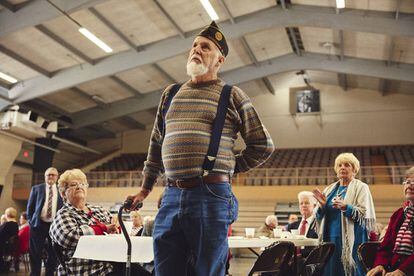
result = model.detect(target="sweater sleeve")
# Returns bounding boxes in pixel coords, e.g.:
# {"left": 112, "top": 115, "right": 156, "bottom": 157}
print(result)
{"left": 373, "top": 209, "right": 401, "bottom": 268}
{"left": 231, "top": 86, "right": 274, "bottom": 173}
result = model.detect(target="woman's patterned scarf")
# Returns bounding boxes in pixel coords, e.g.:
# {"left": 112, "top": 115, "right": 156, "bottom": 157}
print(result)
{"left": 393, "top": 201, "right": 414, "bottom": 255}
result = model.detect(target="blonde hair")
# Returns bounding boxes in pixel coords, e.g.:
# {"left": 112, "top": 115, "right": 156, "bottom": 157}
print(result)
{"left": 5, "top": 207, "right": 17, "bottom": 219}
{"left": 130, "top": 211, "right": 142, "bottom": 220}
{"left": 298, "top": 191, "right": 317, "bottom": 206}
{"left": 405, "top": 166, "right": 414, "bottom": 177}
{"left": 58, "top": 169, "right": 87, "bottom": 196}
{"left": 334, "top": 153, "right": 360, "bottom": 175}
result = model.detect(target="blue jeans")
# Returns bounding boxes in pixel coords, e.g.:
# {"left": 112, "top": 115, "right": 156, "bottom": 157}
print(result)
{"left": 153, "top": 181, "right": 238, "bottom": 276}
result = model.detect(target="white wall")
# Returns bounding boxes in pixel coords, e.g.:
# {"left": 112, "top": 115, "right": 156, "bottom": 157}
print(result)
{"left": 118, "top": 83, "right": 414, "bottom": 152}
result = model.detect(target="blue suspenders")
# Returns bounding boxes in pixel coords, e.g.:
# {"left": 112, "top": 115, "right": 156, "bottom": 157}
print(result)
{"left": 159, "top": 83, "right": 233, "bottom": 175}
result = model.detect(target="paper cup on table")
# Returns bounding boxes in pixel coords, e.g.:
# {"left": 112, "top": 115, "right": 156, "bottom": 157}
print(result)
{"left": 245, "top": 228, "right": 255, "bottom": 238}
{"left": 291, "top": 229, "right": 300, "bottom": 236}
{"left": 273, "top": 228, "right": 283, "bottom": 238}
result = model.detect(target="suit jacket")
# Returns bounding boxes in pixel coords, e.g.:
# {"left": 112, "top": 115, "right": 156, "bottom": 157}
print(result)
{"left": 286, "top": 218, "right": 318, "bottom": 239}
{"left": 27, "top": 183, "right": 63, "bottom": 229}
{"left": 287, "top": 217, "right": 318, "bottom": 257}
{"left": 374, "top": 207, "right": 414, "bottom": 275}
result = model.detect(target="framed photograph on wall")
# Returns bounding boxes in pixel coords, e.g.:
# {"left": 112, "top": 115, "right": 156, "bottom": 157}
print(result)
{"left": 289, "top": 87, "right": 321, "bottom": 115}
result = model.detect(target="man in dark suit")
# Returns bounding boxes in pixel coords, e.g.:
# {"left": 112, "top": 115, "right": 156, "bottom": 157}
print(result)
{"left": 27, "top": 167, "right": 63, "bottom": 276}
{"left": 286, "top": 191, "right": 318, "bottom": 257}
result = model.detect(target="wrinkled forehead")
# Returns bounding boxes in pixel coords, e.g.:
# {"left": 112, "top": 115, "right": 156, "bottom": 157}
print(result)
{"left": 45, "top": 168, "right": 58, "bottom": 175}
{"left": 192, "top": 36, "right": 220, "bottom": 52}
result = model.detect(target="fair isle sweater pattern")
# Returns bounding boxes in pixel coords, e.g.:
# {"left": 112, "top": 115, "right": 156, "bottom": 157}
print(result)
{"left": 142, "top": 78, "right": 274, "bottom": 190}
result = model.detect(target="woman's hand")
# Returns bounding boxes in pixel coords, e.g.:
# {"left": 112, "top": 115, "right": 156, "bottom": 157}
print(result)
{"left": 332, "top": 198, "right": 347, "bottom": 210}
{"left": 312, "top": 189, "right": 327, "bottom": 207}
{"left": 105, "top": 223, "right": 118, "bottom": 234}
{"left": 385, "top": 269, "right": 406, "bottom": 276}
{"left": 367, "top": 265, "right": 386, "bottom": 276}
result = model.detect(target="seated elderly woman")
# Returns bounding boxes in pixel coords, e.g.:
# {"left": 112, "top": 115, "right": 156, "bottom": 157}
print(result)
{"left": 313, "top": 153, "right": 376, "bottom": 276}
{"left": 130, "top": 211, "right": 143, "bottom": 236}
{"left": 367, "top": 167, "right": 414, "bottom": 276}
{"left": 257, "top": 215, "right": 278, "bottom": 238}
{"left": 49, "top": 169, "right": 150, "bottom": 276}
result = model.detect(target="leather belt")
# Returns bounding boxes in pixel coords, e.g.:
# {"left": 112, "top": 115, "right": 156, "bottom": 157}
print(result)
{"left": 167, "top": 174, "right": 230, "bottom": 189}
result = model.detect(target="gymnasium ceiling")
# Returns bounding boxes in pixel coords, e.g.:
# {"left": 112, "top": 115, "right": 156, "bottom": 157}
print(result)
{"left": 0, "top": 0, "right": 413, "bottom": 144}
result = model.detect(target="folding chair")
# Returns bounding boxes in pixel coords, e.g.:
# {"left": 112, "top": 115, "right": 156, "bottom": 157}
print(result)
{"left": 2, "top": 235, "right": 19, "bottom": 272}
{"left": 248, "top": 241, "right": 295, "bottom": 276}
{"left": 299, "top": 242, "right": 335, "bottom": 276}
{"left": 52, "top": 242, "right": 67, "bottom": 270}
{"left": 357, "top": 241, "right": 380, "bottom": 273}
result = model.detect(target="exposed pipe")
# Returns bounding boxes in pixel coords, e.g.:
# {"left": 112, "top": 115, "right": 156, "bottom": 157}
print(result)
{"left": 0, "top": 130, "right": 60, "bottom": 153}
{"left": 52, "top": 135, "right": 102, "bottom": 154}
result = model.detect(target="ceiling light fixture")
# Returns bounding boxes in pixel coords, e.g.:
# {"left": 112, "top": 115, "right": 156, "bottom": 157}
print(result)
{"left": 78, "top": 27, "right": 113, "bottom": 53}
{"left": 46, "top": 0, "right": 113, "bottom": 53}
{"left": 0, "top": 72, "right": 18, "bottom": 84}
{"left": 200, "top": 0, "right": 219, "bottom": 20}
{"left": 336, "top": 0, "right": 345, "bottom": 9}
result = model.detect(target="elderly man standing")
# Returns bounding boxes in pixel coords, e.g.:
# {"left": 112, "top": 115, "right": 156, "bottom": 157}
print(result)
{"left": 127, "top": 21, "right": 274, "bottom": 276}
{"left": 27, "top": 167, "right": 63, "bottom": 276}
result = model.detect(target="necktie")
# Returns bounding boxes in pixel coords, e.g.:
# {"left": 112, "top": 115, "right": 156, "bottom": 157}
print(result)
{"left": 46, "top": 185, "right": 53, "bottom": 219}
{"left": 299, "top": 219, "right": 307, "bottom": 235}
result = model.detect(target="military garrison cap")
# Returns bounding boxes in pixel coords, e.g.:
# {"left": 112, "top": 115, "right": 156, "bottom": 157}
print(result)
{"left": 197, "top": 21, "right": 228, "bottom": 57}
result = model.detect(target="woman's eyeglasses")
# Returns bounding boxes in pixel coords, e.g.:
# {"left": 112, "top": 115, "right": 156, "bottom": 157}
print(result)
{"left": 67, "top": 182, "right": 89, "bottom": 189}
{"left": 402, "top": 180, "right": 414, "bottom": 185}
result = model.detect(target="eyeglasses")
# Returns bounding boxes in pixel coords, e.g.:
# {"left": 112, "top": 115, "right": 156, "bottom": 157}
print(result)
{"left": 402, "top": 180, "right": 414, "bottom": 185}
{"left": 67, "top": 182, "right": 89, "bottom": 189}
{"left": 46, "top": 174, "right": 58, "bottom": 177}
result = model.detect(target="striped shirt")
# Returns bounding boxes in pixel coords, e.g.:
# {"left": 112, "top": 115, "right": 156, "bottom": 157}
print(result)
{"left": 142, "top": 78, "right": 274, "bottom": 190}
{"left": 393, "top": 205, "right": 414, "bottom": 255}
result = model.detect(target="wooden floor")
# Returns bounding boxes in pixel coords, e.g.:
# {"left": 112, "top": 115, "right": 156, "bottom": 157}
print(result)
{"left": 7, "top": 256, "right": 257, "bottom": 275}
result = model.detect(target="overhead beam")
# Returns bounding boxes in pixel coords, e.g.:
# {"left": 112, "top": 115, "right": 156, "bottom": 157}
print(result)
{"left": 217, "top": 0, "right": 234, "bottom": 24}
{"left": 0, "top": 0, "right": 17, "bottom": 12}
{"left": 19, "top": 100, "right": 74, "bottom": 127}
{"left": 337, "top": 73, "right": 348, "bottom": 91}
{"left": 153, "top": 0, "right": 185, "bottom": 39}
{"left": 337, "top": 30, "right": 348, "bottom": 90}
{"left": 88, "top": 7, "right": 141, "bottom": 51}
{"left": 9, "top": 4, "right": 414, "bottom": 102}
{"left": 0, "top": 45, "right": 51, "bottom": 77}
{"left": 117, "top": 116, "right": 146, "bottom": 130}
{"left": 86, "top": 124, "right": 116, "bottom": 139}
{"left": 109, "top": 76, "right": 143, "bottom": 96}
{"left": 0, "top": 0, "right": 111, "bottom": 38}
{"left": 71, "top": 52, "right": 414, "bottom": 127}
{"left": 35, "top": 25, "right": 95, "bottom": 65}
{"left": 153, "top": 64, "right": 176, "bottom": 83}
{"left": 0, "top": 97, "right": 11, "bottom": 111}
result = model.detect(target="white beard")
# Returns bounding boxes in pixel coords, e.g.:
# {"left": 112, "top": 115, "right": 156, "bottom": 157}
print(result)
{"left": 186, "top": 61, "right": 208, "bottom": 78}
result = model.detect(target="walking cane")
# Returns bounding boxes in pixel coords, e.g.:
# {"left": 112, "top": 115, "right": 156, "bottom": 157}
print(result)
{"left": 118, "top": 199, "right": 143, "bottom": 276}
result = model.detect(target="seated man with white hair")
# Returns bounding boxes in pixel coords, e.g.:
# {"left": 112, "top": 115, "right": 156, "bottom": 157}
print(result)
{"left": 258, "top": 215, "right": 278, "bottom": 238}
{"left": 287, "top": 191, "right": 318, "bottom": 256}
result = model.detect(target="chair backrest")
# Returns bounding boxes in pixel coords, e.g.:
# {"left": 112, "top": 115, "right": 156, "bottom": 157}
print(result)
{"left": 52, "top": 242, "right": 66, "bottom": 270}
{"left": 300, "top": 242, "right": 335, "bottom": 276}
{"left": 357, "top": 241, "right": 380, "bottom": 273}
{"left": 4, "top": 235, "right": 19, "bottom": 256}
{"left": 248, "top": 241, "right": 295, "bottom": 276}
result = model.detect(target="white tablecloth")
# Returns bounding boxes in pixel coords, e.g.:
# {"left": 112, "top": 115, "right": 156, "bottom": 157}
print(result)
{"left": 73, "top": 235, "right": 319, "bottom": 262}
{"left": 73, "top": 235, "right": 153, "bottom": 263}
{"left": 228, "top": 236, "right": 319, "bottom": 248}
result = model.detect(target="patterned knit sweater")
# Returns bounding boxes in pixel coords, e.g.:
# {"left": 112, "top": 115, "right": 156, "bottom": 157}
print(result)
{"left": 142, "top": 78, "right": 274, "bottom": 190}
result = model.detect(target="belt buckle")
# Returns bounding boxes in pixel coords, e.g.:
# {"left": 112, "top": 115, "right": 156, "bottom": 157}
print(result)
{"left": 175, "top": 179, "right": 186, "bottom": 189}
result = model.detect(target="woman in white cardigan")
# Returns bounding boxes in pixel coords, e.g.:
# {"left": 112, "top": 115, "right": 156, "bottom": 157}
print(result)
{"left": 313, "top": 153, "right": 376, "bottom": 276}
